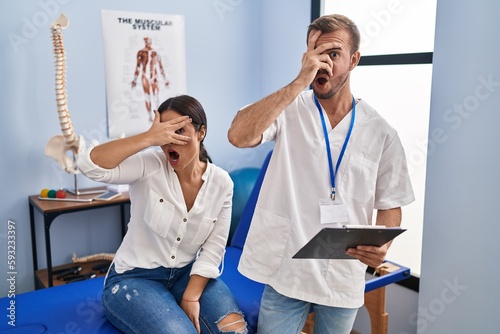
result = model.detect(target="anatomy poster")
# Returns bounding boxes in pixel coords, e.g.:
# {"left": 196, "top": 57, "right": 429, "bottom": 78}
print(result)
{"left": 101, "top": 10, "right": 186, "bottom": 138}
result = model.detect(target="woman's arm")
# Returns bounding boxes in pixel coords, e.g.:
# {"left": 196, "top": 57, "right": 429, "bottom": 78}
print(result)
{"left": 180, "top": 174, "right": 233, "bottom": 332}
{"left": 90, "top": 111, "right": 192, "bottom": 169}
{"left": 180, "top": 274, "right": 209, "bottom": 333}
{"left": 190, "top": 180, "right": 232, "bottom": 278}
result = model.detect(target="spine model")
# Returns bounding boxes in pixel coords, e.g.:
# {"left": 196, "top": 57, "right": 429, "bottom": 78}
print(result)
{"left": 51, "top": 14, "right": 77, "bottom": 150}
{"left": 45, "top": 14, "right": 87, "bottom": 173}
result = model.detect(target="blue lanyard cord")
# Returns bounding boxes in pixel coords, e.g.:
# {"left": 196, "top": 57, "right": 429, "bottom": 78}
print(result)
{"left": 314, "top": 95, "right": 356, "bottom": 200}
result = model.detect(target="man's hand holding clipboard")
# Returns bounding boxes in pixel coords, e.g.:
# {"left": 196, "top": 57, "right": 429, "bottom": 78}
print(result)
{"left": 293, "top": 225, "right": 406, "bottom": 267}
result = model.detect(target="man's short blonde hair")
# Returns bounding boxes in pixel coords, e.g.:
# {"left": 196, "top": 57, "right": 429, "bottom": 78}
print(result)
{"left": 307, "top": 14, "right": 361, "bottom": 54}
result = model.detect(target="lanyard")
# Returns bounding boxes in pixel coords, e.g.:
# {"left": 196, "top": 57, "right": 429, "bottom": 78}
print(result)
{"left": 314, "top": 95, "right": 356, "bottom": 200}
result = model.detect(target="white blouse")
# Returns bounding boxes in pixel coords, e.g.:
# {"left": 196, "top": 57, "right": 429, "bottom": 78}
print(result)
{"left": 77, "top": 148, "right": 233, "bottom": 279}
{"left": 238, "top": 90, "right": 415, "bottom": 308}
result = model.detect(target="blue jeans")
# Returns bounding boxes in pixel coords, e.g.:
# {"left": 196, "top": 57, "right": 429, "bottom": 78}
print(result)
{"left": 102, "top": 263, "right": 247, "bottom": 334}
{"left": 257, "top": 285, "right": 358, "bottom": 334}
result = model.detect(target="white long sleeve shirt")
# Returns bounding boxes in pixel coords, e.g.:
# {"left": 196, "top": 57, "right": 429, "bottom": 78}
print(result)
{"left": 238, "top": 90, "right": 415, "bottom": 308}
{"left": 78, "top": 148, "right": 233, "bottom": 279}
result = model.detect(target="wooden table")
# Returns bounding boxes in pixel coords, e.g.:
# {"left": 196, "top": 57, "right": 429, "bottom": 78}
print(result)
{"left": 29, "top": 187, "right": 130, "bottom": 288}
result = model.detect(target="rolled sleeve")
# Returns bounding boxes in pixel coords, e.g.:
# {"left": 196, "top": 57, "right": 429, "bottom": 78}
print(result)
{"left": 77, "top": 148, "right": 162, "bottom": 185}
{"left": 191, "top": 251, "right": 225, "bottom": 279}
{"left": 190, "top": 179, "right": 233, "bottom": 279}
{"left": 77, "top": 147, "right": 113, "bottom": 183}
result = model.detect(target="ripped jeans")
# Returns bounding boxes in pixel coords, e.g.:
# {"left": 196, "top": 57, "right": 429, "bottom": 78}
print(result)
{"left": 102, "top": 263, "right": 247, "bottom": 334}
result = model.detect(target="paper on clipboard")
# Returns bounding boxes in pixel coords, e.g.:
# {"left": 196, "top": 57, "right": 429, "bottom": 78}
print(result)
{"left": 292, "top": 226, "right": 406, "bottom": 259}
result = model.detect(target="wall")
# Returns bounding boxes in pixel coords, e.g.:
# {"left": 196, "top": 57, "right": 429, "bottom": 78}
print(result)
{"left": 418, "top": 0, "right": 500, "bottom": 332}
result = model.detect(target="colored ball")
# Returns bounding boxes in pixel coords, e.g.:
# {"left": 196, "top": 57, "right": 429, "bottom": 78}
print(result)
{"left": 47, "top": 189, "right": 57, "bottom": 198}
{"left": 56, "top": 189, "right": 67, "bottom": 198}
{"left": 40, "top": 188, "right": 49, "bottom": 198}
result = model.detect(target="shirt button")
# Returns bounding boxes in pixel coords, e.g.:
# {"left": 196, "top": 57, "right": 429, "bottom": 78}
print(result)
{"left": 159, "top": 199, "right": 164, "bottom": 203}
{"left": 171, "top": 255, "right": 175, "bottom": 259}
{"left": 177, "top": 237, "right": 181, "bottom": 241}
{"left": 212, "top": 219, "right": 216, "bottom": 223}
{"left": 183, "top": 218, "right": 187, "bottom": 222}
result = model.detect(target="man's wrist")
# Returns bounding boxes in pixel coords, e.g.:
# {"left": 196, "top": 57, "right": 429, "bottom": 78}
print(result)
{"left": 290, "top": 76, "right": 310, "bottom": 92}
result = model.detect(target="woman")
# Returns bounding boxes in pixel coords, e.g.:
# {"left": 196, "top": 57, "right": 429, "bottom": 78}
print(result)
{"left": 78, "top": 95, "right": 247, "bottom": 334}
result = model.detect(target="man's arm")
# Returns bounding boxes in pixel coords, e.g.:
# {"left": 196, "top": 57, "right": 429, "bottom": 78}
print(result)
{"left": 346, "top": 207, "right": 402, "bottom": 267}
{"left": 227, "top": 81, "right": 306, "bottom": 148}
{"left": 227, "top": 30, "right": 335, "bottom": 148}
{"left": 375, "top": 207, "right": 401, "bottom": 228}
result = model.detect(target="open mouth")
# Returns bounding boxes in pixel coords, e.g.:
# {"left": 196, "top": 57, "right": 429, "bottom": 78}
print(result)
{"left": 314, "top": 70, "right": 330, "bottom": 87}
{"left": 316, "top": 77, "right": 328, "bottom": 86}
{"left": 314, "top": 70, "right": 330, "bottom": 86}
{"left": 168, "top": 149, "right": 180, "bottom": 162}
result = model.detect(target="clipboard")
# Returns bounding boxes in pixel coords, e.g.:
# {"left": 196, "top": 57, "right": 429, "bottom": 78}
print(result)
{"left": 292, "top": 226, "right": 406, "bottom": 259}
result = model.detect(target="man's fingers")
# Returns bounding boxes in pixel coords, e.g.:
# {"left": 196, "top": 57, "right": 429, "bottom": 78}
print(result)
{"left": 307, "top": 29, "right": 322, "bottom": 51}
{"left": 307, "top": 30, "right": 337, "bottom": 55}
{"left": 346, "top": 245, "right": 387, "bottom": 267}
{"left": 318, "top": 54, "right": 334, "bottom": 75}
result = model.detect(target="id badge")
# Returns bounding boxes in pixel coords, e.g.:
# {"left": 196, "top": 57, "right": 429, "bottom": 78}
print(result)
{"left": 319, "top": 197, "right": 348, "bottom": 224}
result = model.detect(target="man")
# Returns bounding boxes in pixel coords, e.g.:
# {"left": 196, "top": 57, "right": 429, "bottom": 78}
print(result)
{"left": 131, "top": 36, "right": 169, "bottom": 122}
{"left": 227, "top": 14, "right": 414, "bottom": 334}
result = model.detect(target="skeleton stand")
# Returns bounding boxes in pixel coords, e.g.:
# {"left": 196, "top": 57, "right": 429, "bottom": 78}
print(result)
{"left": 65, "top": 152, "right": 106, "bottom": 196}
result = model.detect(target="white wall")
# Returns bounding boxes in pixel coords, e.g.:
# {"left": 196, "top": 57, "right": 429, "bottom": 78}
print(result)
{"left": 418, "top": 0, "right": 500, "bottom": 332}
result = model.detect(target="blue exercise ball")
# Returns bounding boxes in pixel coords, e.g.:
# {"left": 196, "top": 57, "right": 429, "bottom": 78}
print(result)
{"left": 228, "top": 167, "right": 260, "bottom": 243}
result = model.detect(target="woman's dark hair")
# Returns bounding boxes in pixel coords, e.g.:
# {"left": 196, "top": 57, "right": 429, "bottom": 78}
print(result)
{"left": 157, "top": 95, "right": 212, "bottom": 163}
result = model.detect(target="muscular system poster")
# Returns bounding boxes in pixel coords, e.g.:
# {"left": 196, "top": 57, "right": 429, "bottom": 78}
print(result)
{"left": 101, "top": 9, "right": 186, "bottom": 138}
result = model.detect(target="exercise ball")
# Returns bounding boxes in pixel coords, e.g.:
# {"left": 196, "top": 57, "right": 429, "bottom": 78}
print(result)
{"left": 228, "top": 167, "right": 260, "bottom": 243}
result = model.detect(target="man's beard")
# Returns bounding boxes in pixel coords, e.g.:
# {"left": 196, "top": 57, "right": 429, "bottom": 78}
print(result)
{"left": 313, "top": 71, "right": 349, "bottom": 100}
